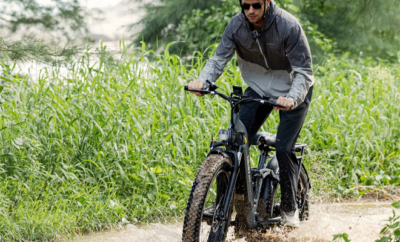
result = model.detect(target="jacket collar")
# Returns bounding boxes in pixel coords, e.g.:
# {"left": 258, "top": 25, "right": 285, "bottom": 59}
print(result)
{"left": 262, "top": 0, "right": 278, "bottom": 31}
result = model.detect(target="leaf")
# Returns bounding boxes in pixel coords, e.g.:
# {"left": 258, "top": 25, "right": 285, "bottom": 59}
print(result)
{"left": 332, "top": 233, "right": 350, "bottom": 242}
{"left": 388, "top": 221, "right": 399, "bottom": 229}
{"left": 130, "top": 174, "right": 141, "bottom": 182}
{"left": 394, "top": 229, "right": 400, "bottom": 237}
{"left": 375, "top": 236, "right": 389, "bottom": 242}
{"left": 152, "top": 166, "right": 163, "bottom": 174}
{"left": 83, "top": 159, "right": 103, "bottom": 172}
{"left": 157, "top": 193, "right": 169, "bottom": 199}
{"left": 164, "top": 133, "right": 173, "bottom": 141}
{"left": 14, "top": 138, "right": 23, "bottom": 146}
{"left": 392, "top": 202, "right": 400, "bottom": 209}
{"left": 147, "top": 193, "right": 155, "bottom": 201}
{"left": 333, "top": 233, "right": 351, "bottom": 242}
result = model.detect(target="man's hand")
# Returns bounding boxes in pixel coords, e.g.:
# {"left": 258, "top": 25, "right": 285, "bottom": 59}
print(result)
{"left": 275, "top": 97, "right": 294, "bottom": 111}
{"left": 188, "top": 80, "right": 205, "bottom": 97}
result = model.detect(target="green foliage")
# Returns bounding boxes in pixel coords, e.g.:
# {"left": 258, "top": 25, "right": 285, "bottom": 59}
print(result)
{"left": 296, "top": 0, "right": 400, "bottom": 61}
{"left": 0, "top": 43, "right": 400, "bottom": 239}
{"left": 375, "top": 203, "right": 400, "bottom": 242}
{"left": 133, "top": 0, "right": 400, "bottom": 60}
{"left": 331, "top": 233, "right": 351, "bottom": 242}
{"left": 130, "top": 0, "right": 221, "bottom": 53}
{"left": 176, "top": 0, "right": 241, "bottom": 55}
{"left": 310, "top": 54, "right": 400, "bottom": 191}
{"left": 134, "top": 0, "right": 332, "bottom": 56}
{"left": 175, "top": 0, "right": 332, "bottom": 57}
{"left": 0, "top": 36, "right": 83, "bottom": 63}
{"left": 0, "top": 0, "right": 88, "bottom": 63}
{"left": 0, "top": 0, "right": 86, "bottom": 35}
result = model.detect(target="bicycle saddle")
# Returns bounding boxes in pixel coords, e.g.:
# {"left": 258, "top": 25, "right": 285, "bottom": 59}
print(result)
{"left": 250, "top": 132, "right": 276, "bottom": 146}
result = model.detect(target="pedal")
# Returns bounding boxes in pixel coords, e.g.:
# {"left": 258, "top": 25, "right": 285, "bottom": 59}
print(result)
{"left": 258, "top": 217, "right": 282, "bottom": 228}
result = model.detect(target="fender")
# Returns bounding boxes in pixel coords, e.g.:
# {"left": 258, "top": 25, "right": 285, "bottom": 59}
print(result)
{"left": 260, "top": 156, "right": 312, "bottom": 199}
{"left": 209, "top": 148, "right": 235, "bottom": 164}
{"left": 301, "top": 163, "right": 312, "bottom": 189}
{"left": 266, "top": 155, "right": 279, "bottom": 176}
{"left": 260, "top": 155, "right": 279, "bottom": 199}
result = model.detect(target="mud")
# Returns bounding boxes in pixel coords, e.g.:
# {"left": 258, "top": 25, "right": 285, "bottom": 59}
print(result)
{"left": 71, "top": 201, "right": 395, "bottom": 242}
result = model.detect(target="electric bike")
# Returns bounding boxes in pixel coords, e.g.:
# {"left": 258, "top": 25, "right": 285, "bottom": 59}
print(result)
{"left": 182, "top": 83, "right": 310, "bottom": 242}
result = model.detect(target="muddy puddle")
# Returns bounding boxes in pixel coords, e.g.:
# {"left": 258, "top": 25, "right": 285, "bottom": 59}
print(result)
{"left": 71, "top": 201, "right": 395, "bottom": 242}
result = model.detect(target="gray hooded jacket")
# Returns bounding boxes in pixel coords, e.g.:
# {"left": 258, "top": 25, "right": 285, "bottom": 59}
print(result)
{"left": 198, "top": 0, "right": 314, "bottom": 108}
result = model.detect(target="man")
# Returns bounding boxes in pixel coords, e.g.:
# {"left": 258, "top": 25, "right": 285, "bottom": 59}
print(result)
{"left": 188, "top": 0, "right": 314, "bottom": 227}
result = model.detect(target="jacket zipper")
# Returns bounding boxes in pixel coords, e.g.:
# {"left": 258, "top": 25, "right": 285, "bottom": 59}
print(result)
{"left": 256, "top": 38, "right": 272, "bottom": 97}
{"left": 256, "top": 38, "right": 269, "bottom": 70}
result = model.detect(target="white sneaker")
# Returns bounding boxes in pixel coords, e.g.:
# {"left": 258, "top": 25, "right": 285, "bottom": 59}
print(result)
{"left": 281, "top": 209, "right": 300, "bottom": 228}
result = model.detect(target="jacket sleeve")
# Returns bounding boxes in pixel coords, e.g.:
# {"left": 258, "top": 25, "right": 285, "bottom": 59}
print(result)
{"left": 285, "top": 22, "right": 314, "bottom": 108}
{"left": 198, "top": 20, "right": 236, "bottom": 88}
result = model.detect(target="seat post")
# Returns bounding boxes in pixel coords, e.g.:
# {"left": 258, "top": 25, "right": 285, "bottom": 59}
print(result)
{"left": 257, "top": 149, "right": 270, "bottom": 170}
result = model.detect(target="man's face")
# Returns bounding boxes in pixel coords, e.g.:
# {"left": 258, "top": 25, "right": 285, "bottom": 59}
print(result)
{"left": 242, "top": 0, "right": 269, "bottom": 24}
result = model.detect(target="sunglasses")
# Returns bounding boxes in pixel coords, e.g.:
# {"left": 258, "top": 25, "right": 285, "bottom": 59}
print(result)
{"left": 241, "top": 2, "right": 263, "bottom": 10}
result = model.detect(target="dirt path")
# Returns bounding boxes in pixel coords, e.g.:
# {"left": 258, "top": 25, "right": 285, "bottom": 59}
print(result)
{"left": 72, "top": 201, "right": 394, "bottom": 242}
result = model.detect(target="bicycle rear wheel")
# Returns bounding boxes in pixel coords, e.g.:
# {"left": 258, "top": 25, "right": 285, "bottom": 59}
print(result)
{"left": 182, "top": 154, "right": 233, "bottom": 242}
{"left": 263, "top": 165, "right": 310, "bottom": 221}
{"left": 298, "top": 165, "right": 310, "bottom": 221}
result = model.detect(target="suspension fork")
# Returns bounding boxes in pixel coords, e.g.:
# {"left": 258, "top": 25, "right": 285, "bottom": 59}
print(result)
{"left": 253, "top": 150, "right": 269, "bottom": 208}
{"left": 221, "top": 146, "right": 242, "bottom": 222}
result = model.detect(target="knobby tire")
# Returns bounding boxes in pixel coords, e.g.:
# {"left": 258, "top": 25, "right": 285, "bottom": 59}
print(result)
{"left": 265, "top": 165, "right": 310, "bottom": 221}
{"left": 182, "top": 154, "right": 233, "bottom": 242}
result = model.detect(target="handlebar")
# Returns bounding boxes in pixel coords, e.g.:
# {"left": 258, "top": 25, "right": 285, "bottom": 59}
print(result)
{"left": 184, "top": 85, "right": 286, "bottom": 108}
{"left": 184, "top": 86, "right": 211, "bottom": 94}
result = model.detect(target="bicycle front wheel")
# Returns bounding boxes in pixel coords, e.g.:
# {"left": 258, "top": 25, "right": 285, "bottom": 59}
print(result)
{"left": 182, "top": 154, "right": 233, "bottom": 242}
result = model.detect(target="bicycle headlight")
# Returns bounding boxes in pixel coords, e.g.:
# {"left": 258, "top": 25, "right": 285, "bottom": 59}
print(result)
{"left": 218, "top": 129, "right": 229, "bottom": 141}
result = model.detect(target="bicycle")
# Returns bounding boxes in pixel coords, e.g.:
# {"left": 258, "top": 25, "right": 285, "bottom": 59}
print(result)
{"left": 181, "top": 83, "right": 311, "bottom": 242}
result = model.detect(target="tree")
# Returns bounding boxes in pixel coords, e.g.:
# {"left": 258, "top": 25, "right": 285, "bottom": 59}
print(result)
{"left": 0, "top": 0, "right": 86, "bottom": 35}
{"left": 297, "top": 0, "right": 400, "bottom": 60}
{"left": 132, "top": 0, "right": 400, "bottom": 60}
{"left": 0, "top": 0, "right": 87, "bottom": 62}
{"left": 129, "top": 0, "right": 223, "bottom": 53}
{"left": 131, "top": 0, "right": 332, "bottom": 57}
{"left": 176, "top": 0, "right": 331, "bottom": 57}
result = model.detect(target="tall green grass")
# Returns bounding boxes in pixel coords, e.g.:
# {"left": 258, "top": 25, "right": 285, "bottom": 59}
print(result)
{"left": 0, "top": 43, "right": 399, "bottom": 240}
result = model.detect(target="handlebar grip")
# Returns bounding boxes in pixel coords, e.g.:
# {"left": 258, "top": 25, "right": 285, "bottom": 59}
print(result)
{"left": 273, "top": 103, "right": 287, "bottom": 108}
{"left": 260, "top": 99, "right": 286, "bottom": 108}
{"left": 183, "top": 86, "right": 210, "bottom": 94}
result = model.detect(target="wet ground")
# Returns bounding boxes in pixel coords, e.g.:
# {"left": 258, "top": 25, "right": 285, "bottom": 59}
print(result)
{"left": 72, "top": 201, "right": 395, "bottom": 242}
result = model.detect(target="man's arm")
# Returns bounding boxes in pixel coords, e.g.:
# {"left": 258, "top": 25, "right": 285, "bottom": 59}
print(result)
{"left": 189, "top": 19, "right": 236, "bottom": 96}
{"left": 284, "top": 22, "right": 314, "bottom": 108}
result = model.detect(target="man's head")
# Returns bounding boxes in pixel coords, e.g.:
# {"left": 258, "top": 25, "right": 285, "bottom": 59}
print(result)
{"left": 241, "top": 0, "right": 271, "bottom": 25}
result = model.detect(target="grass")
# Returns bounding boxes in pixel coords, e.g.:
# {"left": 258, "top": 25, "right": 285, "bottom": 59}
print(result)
{"left": 0, "top": 42, "right": 399, "bottom": 240}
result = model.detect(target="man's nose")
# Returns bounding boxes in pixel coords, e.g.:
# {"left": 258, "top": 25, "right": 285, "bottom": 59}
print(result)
{"left": 249, "top": 6, "right": 256, "bottom": 13}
